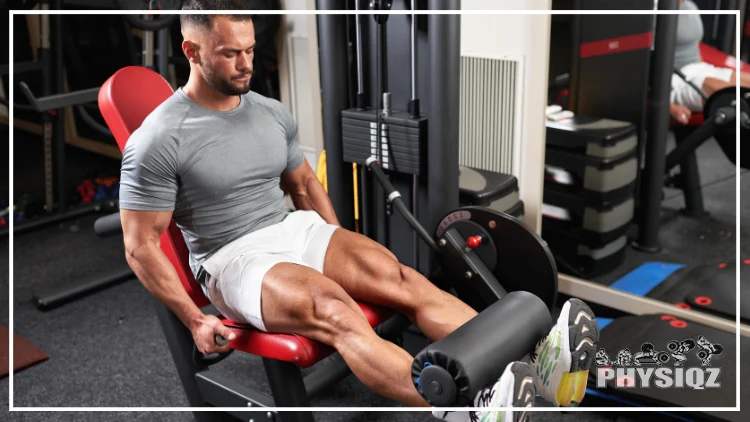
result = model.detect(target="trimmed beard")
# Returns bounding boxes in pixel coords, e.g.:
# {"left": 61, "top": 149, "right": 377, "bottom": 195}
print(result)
{"left": 203, "top": 65, "right": 252, "bottom": 96}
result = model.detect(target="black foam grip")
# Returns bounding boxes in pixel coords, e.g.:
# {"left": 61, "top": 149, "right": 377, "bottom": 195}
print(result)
{"left": 94, "top": 212, "right": 122, "bottom": 237}
{"left": 411, "top": 291, "right": 552, "bottom": 406}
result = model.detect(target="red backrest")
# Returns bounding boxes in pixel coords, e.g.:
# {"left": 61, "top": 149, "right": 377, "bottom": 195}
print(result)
{"left": 699, "top": 42, "right": 750, "bottom": 74}
{"left": 98, "top": 66, "right": 211, "bottom": 308}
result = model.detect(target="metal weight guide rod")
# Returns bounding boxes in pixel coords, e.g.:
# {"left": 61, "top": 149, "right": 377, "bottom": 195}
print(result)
{"left": 408, "top": 0, "right": 420, "bottom": 270}
{"left": 366, "top": 0, "right": 423, "bottom": 270}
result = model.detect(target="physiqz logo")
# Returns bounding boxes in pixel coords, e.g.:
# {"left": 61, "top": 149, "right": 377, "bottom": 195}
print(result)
{"left": 595, "top": 336, "right": 723, "bottom": 390}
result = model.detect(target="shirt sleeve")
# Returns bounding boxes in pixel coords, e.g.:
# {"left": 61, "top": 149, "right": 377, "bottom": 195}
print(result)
{"left": 118, "top": 126, "right": 180, "bottom": 211}
{"left": 278, "top": 102, "right": 305, "bottom": 173}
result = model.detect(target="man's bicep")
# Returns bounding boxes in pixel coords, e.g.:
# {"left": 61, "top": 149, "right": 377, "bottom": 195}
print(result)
{"left": 281, "top": 158, "right": 316, "bottom": 193}
{"left": 120, "top": 209, "right": 174, "bottom": 253}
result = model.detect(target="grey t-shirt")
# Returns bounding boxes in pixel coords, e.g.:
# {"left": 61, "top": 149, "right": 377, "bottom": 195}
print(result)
{"left": 674, "top": 0, "right": 703, "bottom": 70}
{"left": 119, "top": 88, "right": 305, "bottom": 278}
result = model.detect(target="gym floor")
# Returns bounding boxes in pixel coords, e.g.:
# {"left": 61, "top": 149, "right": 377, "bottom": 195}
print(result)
{"left": 1, "top": 135, "right": 746, "bottom": 422}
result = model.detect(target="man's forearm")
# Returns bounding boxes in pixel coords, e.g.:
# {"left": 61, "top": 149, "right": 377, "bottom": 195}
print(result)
{"left": 126, "top": 241, "right": 205, "bottom": 331}
{"left": 291, "top": 177, "right": 341, "bottom": 226}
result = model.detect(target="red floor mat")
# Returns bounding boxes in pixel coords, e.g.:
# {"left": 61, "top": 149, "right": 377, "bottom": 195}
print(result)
{"left": 0, "top": 324, "right": 48, "bottom": 378}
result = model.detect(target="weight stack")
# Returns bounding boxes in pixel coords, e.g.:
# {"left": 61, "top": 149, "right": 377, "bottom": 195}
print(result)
{"left": 342, "top": 108, "right": 427, "bottom": 175}
{"left": 542, "top": 116, "right": 638, "bottom": 278}
{"left": 458, "top": 166, "right": 524, "bottom": 219}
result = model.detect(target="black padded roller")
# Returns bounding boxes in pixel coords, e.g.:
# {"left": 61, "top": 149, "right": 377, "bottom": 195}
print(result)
{"left": 94, "top": 212, "right": 122, "bottom": 237}
{"left": 411, "top": 291, "right": 552, "bottom": 406}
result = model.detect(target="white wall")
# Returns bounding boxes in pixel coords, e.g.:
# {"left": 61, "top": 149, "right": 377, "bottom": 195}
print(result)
{"left": 460, "top": 0, "right": 552, "bottom": 233}
{"left": 277, "top": 0, "right": 325, "bottom": 171}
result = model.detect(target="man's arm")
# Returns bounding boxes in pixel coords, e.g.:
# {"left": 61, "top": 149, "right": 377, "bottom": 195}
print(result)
{"left": 280, "top": 159, "right": 341, "bottom": 226}
{"left": 121, "top": 209, "right": 235, "bottom": 353}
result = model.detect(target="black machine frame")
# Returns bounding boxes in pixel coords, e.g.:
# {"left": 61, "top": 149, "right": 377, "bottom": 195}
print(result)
{"left": 632, "top": 0, "right": 680, "bottom": 252}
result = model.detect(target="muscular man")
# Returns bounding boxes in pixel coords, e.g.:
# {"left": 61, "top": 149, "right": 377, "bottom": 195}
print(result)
{"left": 670, "top": 0, "right": 750, "bottom": 122}
{"left": 118, "top": 1, "right": 599, "bottom": 419}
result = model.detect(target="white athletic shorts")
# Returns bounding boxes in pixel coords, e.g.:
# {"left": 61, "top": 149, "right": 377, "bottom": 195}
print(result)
{"left": 671, "top": 61, "right": 734, "bottom": 112}
{"left": 199, "top": 210, "right": 339, "bottom": 332}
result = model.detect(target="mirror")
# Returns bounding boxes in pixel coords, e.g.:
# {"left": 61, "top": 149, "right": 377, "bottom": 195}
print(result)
{"left": 542, "top": 0, "right": 747, "bottom": 327}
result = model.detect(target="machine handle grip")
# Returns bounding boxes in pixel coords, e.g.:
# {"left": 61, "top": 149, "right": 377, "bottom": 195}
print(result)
{"left": 215, "top": 334, "right": 229, "bottom": 346}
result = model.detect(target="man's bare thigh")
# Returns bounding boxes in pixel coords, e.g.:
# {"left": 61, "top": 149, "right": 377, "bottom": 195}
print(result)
{"left": 321, "top": 228, "right": 430, "bottom": 314}
{"left": 703, "top": 76, "right": 734, "bottom": 97}
{"left": 260, "top": 262, "right": 368, "bottom": 342}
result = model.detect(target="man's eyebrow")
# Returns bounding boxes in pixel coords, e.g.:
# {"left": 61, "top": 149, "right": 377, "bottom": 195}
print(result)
{"left": 217, "top": 43, "right": 256, "bottom": 52}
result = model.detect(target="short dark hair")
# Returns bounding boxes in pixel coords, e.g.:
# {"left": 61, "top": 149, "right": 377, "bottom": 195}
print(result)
{"left": 180, "top": 0, "right": 253, "bottom": 31}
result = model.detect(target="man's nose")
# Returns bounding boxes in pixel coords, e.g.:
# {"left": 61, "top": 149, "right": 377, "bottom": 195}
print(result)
{"left": 238, "top": 52, "right": 253, "bottom": 70}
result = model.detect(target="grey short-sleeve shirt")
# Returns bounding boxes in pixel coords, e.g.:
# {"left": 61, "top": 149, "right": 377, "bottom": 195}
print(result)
{"left": 119, "top": 88, "right": 305, "bottom": 276}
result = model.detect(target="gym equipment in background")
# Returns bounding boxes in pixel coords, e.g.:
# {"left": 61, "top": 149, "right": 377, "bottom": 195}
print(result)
{"left": 660, "top": 44, "right": 750, "bottom": 218}
{"left": 3, "top": 0, "right": 178, "bottom": 239}
{"left": 458, "top": 166, "right": 525, "bottom": 219}
{"left": 666, "top": 84, "right": 747, "bottom": 171}
{"left": 548, "top": 0, "right": 749, "bottom": 251}
{"left": 638, "top": 5, "right": 749, "bottom": 251}
{"left": 4, "top": 0, "right": 178, "bottom": 310}
{"left": 542, "top": 116, "right": 638, "bottom": 278}
{"left": 607, "top": 258, "right": 750, "bottom": 324}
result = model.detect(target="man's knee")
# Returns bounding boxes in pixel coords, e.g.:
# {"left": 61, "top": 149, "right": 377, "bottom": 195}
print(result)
{"left": 370, "top": 259, "right": 423, "bottom": 293}
{"left": 313, "top": 296, "right": 371, "bottom": 342}
{"left": 376, "top": 261, "right": 433, "bottom": 310}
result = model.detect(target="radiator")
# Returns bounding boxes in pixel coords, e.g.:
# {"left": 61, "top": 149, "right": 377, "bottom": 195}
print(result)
{"left": 459, "top": 54, "right": 524, "bottom": 175}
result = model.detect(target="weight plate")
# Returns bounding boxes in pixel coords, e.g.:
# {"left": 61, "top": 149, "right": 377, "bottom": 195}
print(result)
{"left": 438, "top": 219, "right": 498, "bottom": 272}
{"left": 703, "top": 86, "right": 736, "bottom": 119}
{"left": 707, "top": 86, "right": 746, "bottom": 168}
{"left": 435, "top": 206, "right": 558, "bottom": 310}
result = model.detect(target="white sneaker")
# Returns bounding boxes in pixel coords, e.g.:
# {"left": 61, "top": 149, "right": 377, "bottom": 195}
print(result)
{"left": 432, "top": 361, "right": 536, "bottom": 422}
{"left": 530, "top": 298, "right": 599, "bottom": 407}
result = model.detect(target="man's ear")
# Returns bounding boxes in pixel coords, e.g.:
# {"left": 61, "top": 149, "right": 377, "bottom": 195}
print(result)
{"left": 182, "top": 39, "right": 201, "bottom": 64}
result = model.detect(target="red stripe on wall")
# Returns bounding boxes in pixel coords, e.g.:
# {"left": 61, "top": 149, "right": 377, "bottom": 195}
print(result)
{"left": 580, "top": 32, "right": 654, "bottom": 59}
